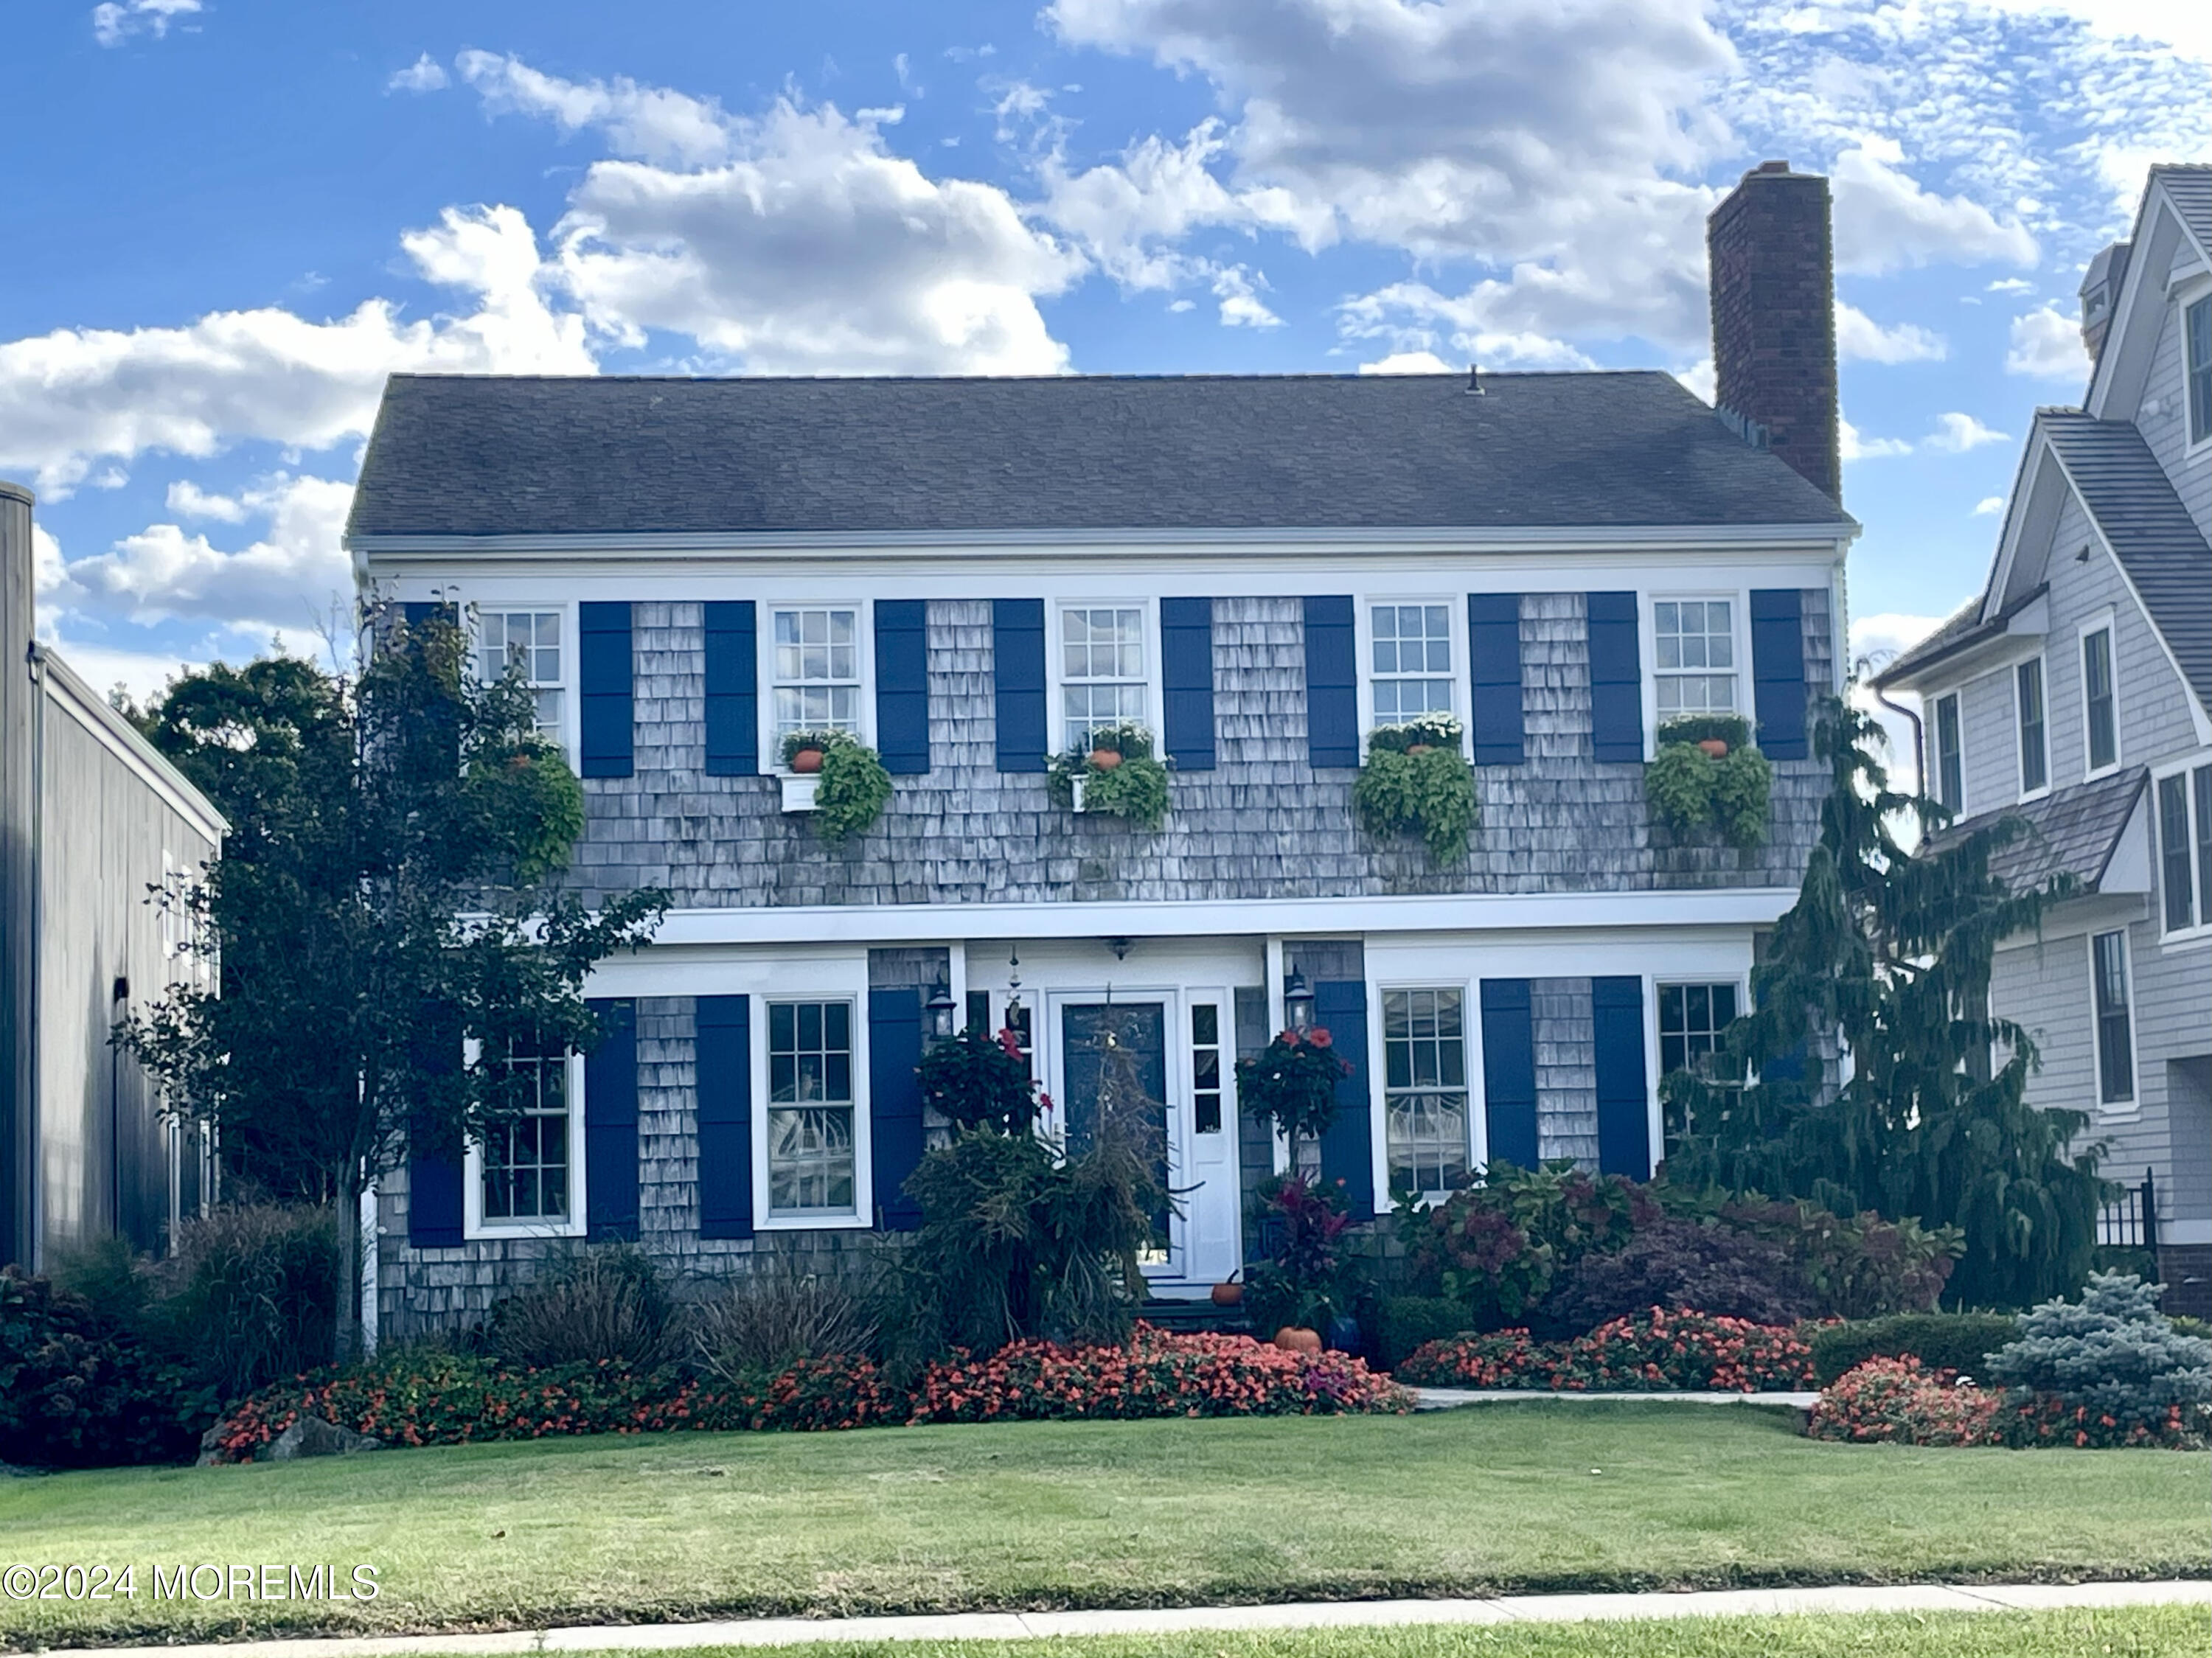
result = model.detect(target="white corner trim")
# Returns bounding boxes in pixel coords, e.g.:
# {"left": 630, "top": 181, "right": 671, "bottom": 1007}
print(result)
{"left": 32, "top": 646, "right": 231, "bottom": 843}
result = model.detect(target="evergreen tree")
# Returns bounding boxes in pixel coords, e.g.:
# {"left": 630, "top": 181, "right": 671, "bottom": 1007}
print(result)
{"left": 1663, "top": 700, "right": 2105, "bottom": 1308}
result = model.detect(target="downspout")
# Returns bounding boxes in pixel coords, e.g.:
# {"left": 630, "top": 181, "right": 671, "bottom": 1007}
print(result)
{"left": 24, "top": 641, "right": 44, "bottom": 1271}
{"left": 1869, "top": 680, "right": 1925, "bottom": 798}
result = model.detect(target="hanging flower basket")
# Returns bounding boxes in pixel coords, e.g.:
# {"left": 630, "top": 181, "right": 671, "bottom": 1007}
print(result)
{"left": 1353, "top": 715, "right": 1479, "bottom": 862}
{"left": 1646, "top": 714, "right": 1771, "bottom": 848}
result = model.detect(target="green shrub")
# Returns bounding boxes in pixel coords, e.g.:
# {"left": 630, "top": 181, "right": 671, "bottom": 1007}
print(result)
{"left": 1809, "top": 1312, "right": 2022, "bottom": 1385}
{"left": 1399, "top": 1161, "right": 1650, "bottom": 1330}
{"left": 1535, "top": 1214, "right": 1814, "bottom": 1337}
{"left": 1377, "top": 1295, "right": 1468, "bottom": 1371}
{"left": 0, "top": 1267, "right": 206, "bottom": 1468}
{"left": 1986, "top": 1272, "right": 2212, "bottom": 1429}
{"left": 2171, "top": 1314, "right": 2212, "bottom": 1342}
{"left": 1354, "top": 728, "right": 1479, "bottom": 860}
{"left": 1645, "top": 737, "right": 1772, "bottom": 847}
{"left": 811, "top": 732, "right": 893, "bottom": 844}
{"left": 487, "top": 1241, "right": 681, "bottom": 1370}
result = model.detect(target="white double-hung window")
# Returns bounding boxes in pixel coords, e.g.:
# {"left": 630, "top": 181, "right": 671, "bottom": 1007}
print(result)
{"left": 771, "top": 607, "right": 862, "bottom": 745}
{"left": 478, "top": 610, "right": 565, "bottom": 736}
{"left": 1059, "top": 605, "right": 1148, "bottom": 750}
{"left": 1370, "top": 604, "right": 1455, "bottom": 725}
{"left": 1382, "top": 987, "right": 1469, "bottom": 1202}
{"left": 766, "top": 999, "right": 858, "bottom": 1219}
{"left": 1652, "top": 598, "right": 1737, "bottom": 717}
{"left": 2155, "top": 761, "right": 2212, "bottom": 937}
{"left": 471, "top": 1042, "right": 585, "bottom": 1237}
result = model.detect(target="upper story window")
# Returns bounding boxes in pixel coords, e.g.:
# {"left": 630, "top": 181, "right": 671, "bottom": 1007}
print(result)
{"left": 478, "top": 610, "right": 564, "bottom": 736}
{"left": 1370, "top": 604, "right": 1455, "bottom": 725}
{"left": 2186, "top": 295, "right": 2211, "bottom": 446}
{"left": 1059, "top": 605, "right": 1147, "bottom": 750}
{"left": 771, "top": 607, "right": 861, "bottom": 743}
{"left": 2016, "top": 658, "right": 2048, "bottom": 796}
{"left": 1932, "top": 692, "right": 1964, "bottom": 814}
{"left": 2157, "top": 762, "right": 2212, "bottom": 937}
{"left": 766, "top": 999, "right": 858, "bottom": 1218}
{"left": 1382, "top": 986, "right": 1469, "bottom": 1202}
{"left": 1653, "top": 598, "right": 1736, "bottom": 717}
{"left": 2091, "top": 930, "right": 2135, "bottom": 1106}
{"left": 2081, "top": 624, "right": 2118, "bottom": 774}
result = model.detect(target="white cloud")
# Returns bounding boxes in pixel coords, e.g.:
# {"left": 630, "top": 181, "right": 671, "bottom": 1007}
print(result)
{"left": 1829, "top": 139, "right": 2039, "bottom": 275}
{"left": 1676, "top": 356, "right": 1716, "bottom": 404}
{"left": 1924, "top": 411, "right": 2009, "bottom": 453}
{"left": 1840, "top": 418, "right": 1912, "bottom": 461}
{"left": 164, "top": 480, "right": 249, "bottom": 521}
{"left": 2006, "top": 303, "right": 2090, "bottom": 380}
{"left": 91, "top": 0, "right": 198, "bottom": 47}
{"left": 1211, "top": 267, "right": 1281, "bottom": 329}
{"left": 1834, "top": 302, "right": 1947, "bottom": 364}
{"left": 0, "top": 205, "right": 591, "bottom": 496}
{"left": 1338, "top": 282, "right": 1603, "bottom": 370}
{"left": 1986, "top": 276, "right": 2033, "bottom": 293}
{"left": 1359, "top": 351, "right": 1455, "bottom": 375}
{"left": 1973, "top": 495, "right": 2006, "bottom": 515}
{"left": 458, "top": 49, "right": 736, "bottom": 169}
{"left": 388, "top": 54, "right": 450, "bottom": 94}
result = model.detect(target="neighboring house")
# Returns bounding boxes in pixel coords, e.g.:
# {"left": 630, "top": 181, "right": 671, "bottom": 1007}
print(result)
{"left": 1874, "top": 166, "right": 2211, "bottom": 1318}
{"left": 347, "top": 164, "right": 1857, "bottom": 1339}
{"left": 1, "top": 481, "right": 229, "bottom": 1271}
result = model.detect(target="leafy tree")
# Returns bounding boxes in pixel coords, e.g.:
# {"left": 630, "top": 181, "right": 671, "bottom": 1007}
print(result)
{"left": 1662, "top": 700, "right": 2104, "bottom": 1309}
{"left": 123, "top": 610, "right": 666, "bottom": 1359}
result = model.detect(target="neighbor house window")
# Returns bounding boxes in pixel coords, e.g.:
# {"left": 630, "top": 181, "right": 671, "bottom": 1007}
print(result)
{"left": 2082, "top": 627, "right": 2118, "bottom": 773}
{"left": 2157, "top": 764, "right": 2212, "bottom": 935}
{"left": 1382, "top": 988, "right": 1468, "bottom": 1201}
{"left": 1370, "top": 604, "right": 1455, "bottom": 725}
{"left": 479, "top": 610, "right": 564, "bottom": 735}
{"left": 1191, "top": 1004, "right": 1224, "bottom": 1135}
{"left": 2188, "top": 296, "right": 2211, "bottom": 445}
{"left": 1653, "top": 598, "right": 1736, "bottom": 717}
{"left": 1933, "top": 692, "right": 1964, "bottom": 814}
{"left": 2091, "top": 930, "right": 2135, "bottom": 1106}
{"left": 2017, "top": 658, "right": 2048, "bottom": 795}
{"left": 1059, "top": 605, "right": 1147, "bottom": 750}
{"left": 771, "top": 607, "right": 860, "bottom": 745}
{"left": 481, "top": 1047, "right": 572, "bottom": 1224}
{"left": 1658, "top": 982, "right": 1739, "bottom": 1152}
{"left": 767, "top": 1000, "right": 857, "bottom": 1216}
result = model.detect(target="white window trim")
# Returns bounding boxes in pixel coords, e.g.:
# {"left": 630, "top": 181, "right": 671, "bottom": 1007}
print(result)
{"left": 1930, "top": 690, "right": 1966, "bottom": 817}
{"left": 2015, "top": 654, "right": 2051, "bottom": 804}
{"left": 463, "top": 1050, "right": 588, "bottom": 1242}
{"left": 753, "top": 990, "right": 874, "bottom": 1230}
{"left": 2077, "top": 611, "right": 2122, "bottom": 781}
{"left": 2180, "top": 282, "right": 2212, "bottom": 458}
{"left": 2152, "top": 751, "right": 2212, "bottom": 946}
{"left": 1641, "top": 589, "right": 1750, "bottom": 759}
{"left": 759, "top": 602, "right": 876, "bottom": 776}
{"left": 470, "top": 600, "right": 580, "bottom": 762}
{"left": 2087, "top": 929, "right": 2140, "bottom": 1117}
{"left": 1046, "top": 598, "right": 1160, "bottom": 759}
{"left": 1367, "top": 978, "right": 1479, "bottom": 1208}
{"left": 1651, "top": 974, "right": 1751, "bottom": 1174}
{"left": 1356, "top": 596, "right": 1470, "bottom": 757}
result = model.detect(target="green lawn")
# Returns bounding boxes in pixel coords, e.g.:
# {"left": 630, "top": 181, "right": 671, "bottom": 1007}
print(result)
{"left": 1, "top": 1405, "right": 2204, "bottom": 1646}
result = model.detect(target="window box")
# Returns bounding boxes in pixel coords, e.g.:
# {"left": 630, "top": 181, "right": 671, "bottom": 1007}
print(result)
{"left": 781, "top": 775, "right": 821, "bottom": 814}
{"left": 1352, "top": 715, "right": 1479, "bottom": 862}
{"left": 1646, "top": 714, "right": 1771, "bottom": 847}
{"left": 775, "top": 728, "right": 891, "bottom": 841}
{"left": 1048, "top": 720, "right": 1169, "bottom": 829}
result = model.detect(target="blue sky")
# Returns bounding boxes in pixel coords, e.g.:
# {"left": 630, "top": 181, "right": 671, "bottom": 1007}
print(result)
{"left": 7, "top": 0, "right": 2208, "bottom": 701}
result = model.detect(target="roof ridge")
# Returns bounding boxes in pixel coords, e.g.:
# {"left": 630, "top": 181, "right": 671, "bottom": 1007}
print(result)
{"left": 381, "top": 368, "right": 1680, "bottom": 386}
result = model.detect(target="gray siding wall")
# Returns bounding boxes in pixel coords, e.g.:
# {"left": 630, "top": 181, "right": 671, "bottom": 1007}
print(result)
{"left": 566, "top": 590, "right": 1834, "bottom": 911}
{"left": 1958, "top": 662, "right": 2020, "bottom": 815}
{"left": 2135, "top": 268, "right": 2210, "bottom": 539}
{"left": 1532, "top": 978, "right": 1599, "bottom": 1165}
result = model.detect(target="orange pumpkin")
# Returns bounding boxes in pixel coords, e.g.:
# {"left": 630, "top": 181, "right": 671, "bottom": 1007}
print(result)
{"left": 1273, "top": 1326, "right": 1323, "bottom": 1355}
{"left": 1211, "top": 1281, "right": 1244, "bottom": 1307}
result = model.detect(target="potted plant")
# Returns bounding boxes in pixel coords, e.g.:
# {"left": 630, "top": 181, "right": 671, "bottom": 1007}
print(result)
{"left": 1245, "top": 1173, "right": 1356, "bottom": 1350}
{"left": 917, "top": 1025, "right": 1048, "bottom": 1135}
{"left": 1046, "top": 721, "right": 1171, "bottom": 829}
{"left": 780, "top": 728, "right": 838, "bottom": 774}
{"left": 1646, "top": 714, "right": 1772, "bottom": 848}
{"left": 1234, "top": 1026, "right": 1349, "bottom": 1173}
{"left": 1352, "top": 714, "right": 1479, "bottom": 862}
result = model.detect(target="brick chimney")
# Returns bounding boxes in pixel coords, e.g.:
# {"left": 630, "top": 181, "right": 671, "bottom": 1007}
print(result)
{"left": 1707, "top": 161, "right": 1840, "bottom": 502}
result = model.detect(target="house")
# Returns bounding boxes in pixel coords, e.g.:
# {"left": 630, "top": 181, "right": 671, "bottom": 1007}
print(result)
{"left": 1873, "top": 165, "right": 2211, "bottom": 1317}
{"left": 1, "top": 481, "right": 229, "bottom": 1271}
{"left": 346, "top": 164, "right": 1857, "bottom": 1339}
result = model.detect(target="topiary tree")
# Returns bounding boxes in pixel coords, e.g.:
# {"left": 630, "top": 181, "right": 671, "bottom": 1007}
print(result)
{"left": 1986, "top": 1272, "right": 2212, "bottom": 1428}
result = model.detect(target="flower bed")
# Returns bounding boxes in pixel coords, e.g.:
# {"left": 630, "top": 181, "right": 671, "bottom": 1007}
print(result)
{"left": 1395, "top": 1308, "right": 1815, "bottom": 1392}
{"left": 1806, "top": 1355, "right": 2208, "bottom": 1449}
{"left": 204, "top": 1327, "right": 1405, "bottom": 1461}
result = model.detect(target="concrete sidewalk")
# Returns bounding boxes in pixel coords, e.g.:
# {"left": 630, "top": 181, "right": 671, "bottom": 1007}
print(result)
{"left": 29, "top": 1580, "right": 2209, "bottom": 1658}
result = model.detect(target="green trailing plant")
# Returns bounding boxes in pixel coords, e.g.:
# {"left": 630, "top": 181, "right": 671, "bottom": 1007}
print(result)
{"left": 1354, "top": 717, "right": 1478, "bottom": 861}
{"left": 1234, "top": 1026, "right": 1349, "bottom": 1172}
{"left": 917, "top": 1025, "right": 1047, "bottom": 1135}
{"left": 1646, "top": 716, "right": 1772, "bottom": 848}
{"left": 809, "top": 731, "right": 893, "bottom": 845}
{"left": 779, "top": 728, "right": 843, "bottom": 767}
{"left": 1046, "top": 721, "right": 1170, "bottom": 829}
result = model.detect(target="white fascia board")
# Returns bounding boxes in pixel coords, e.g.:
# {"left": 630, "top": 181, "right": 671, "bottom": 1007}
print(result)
{"left": 35, "top": 647, "right": 231, "bottom": 844}
{"left": 1982, "top": 428, "right": 2062, "bottom": 626}
{"left": 645, "top": 887, "right": 1803, "bottom": 949}
{"left": 2087, "top": 178, "right": 2201, "bottom": 421}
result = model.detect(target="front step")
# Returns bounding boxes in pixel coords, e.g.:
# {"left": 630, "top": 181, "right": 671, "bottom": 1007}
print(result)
{"left": 1138, "top": 1297, "right": 1253, "bottom": 1336}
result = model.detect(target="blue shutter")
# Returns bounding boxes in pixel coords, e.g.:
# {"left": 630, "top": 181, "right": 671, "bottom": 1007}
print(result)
{"left": 1161, "top": 596, "right": 1217, "bottom": 771}
{"left": 1587, "top": 591, "right": 1644, "bottom": 763}
{"left": 869, "top": 988, "right": 926, "bottom": 1230}
{"left": 1313, "top": 980, "right": 1374, "bottom": 1216}
{"left": 1592, "top": 976, "right": 1651, "bottom": 1178}
{"left": 703, "top": 601, "right": 758, "bottom": 776}
{"left": 406, "top": 1002, "right": 464, "bottom": 1249}
{"left": 584, "top": 998, "right": 639, "bottom": 1241}
{"left": 992, "top": 599, "right": 1048, "bottom": 773}
{"left": 1467, "top": 593, "right": 1526, "bottom": 764}
{"left": 874, "top": 599, "right": 930, "bottom": 776}
{"left": 400, "top": 599, "right": 454, "bottom": 632}
{"left": 1304, "top": 596, "right": 1359, "bottom": 769}
{"left": 1480, "top": 980, "right": 1538, "bottom": 1172}
{"left": 1750, "top": 589, "right": 1809, "bottom": 760}
{"left": 695, "top": 995, "right": 753, "bottom": 1240}
{"left": 578, "top": 602, "right": 634, "bottom": 779}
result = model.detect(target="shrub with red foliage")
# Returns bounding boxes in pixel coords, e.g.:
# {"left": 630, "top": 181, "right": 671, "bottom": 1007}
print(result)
{"left": 1396, "top": 1307, "right": 1815, "bottom": 1393}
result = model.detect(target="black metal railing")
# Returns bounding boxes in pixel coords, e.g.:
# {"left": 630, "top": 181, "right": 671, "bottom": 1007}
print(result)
{"left": 2097, "top": 1169, "right": 2162, "bottom": 1252}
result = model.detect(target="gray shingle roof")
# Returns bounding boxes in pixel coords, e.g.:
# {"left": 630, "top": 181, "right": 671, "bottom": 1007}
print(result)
{"left": 2042, "top": 412, "right": 2212, "bottom": 708}
{"left": 2153, "top": 164, "right": 2211, "bottom": 250}
{"left": 1930, "top": 767, "right": 2146, "bottom": 894}
{"left": 344, "top": 372, "right": 1854, "bottom": 540}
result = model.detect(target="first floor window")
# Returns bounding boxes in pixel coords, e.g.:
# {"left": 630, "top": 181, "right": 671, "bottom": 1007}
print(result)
{"left": 2091, "top": 931, "right": 2135, "bottom": 1106}
{"left": 1370, "top": 603, "right": 1455, "bottom": 725}
{"left": 2017, "top": 658, "right": 2047, "bottom": 794}
{"left": 1933, "top": 692, "right": 1963, "bottom": 813}
{"left": 767, "top": 1000, "right": 857, "bottom": 1215}
{"left": 2082, "top": 627, "right": 2117, "bottom": 773}
{"left": 1654, "top": 597, "right": 1736, "bottom": 717}
{"left": 482, "top": 1048, "right": 571, "bottom": 1222}
{"left": 2157, "top": 764, "right": 2212, "bottom": 933}
{"left": 1060, "top": 605, "right": 1147, "bottom": 750}
{"left": 1382, "top": 987, "right": 1468, "bottom": 1200}
{"left": 1658, "top": 982, "right": 1739, "bottom": 1150}
{"left": 771, "top": 607, "right": 860, "bottom": 742}
{"left": 479, "top": 610, "right": 564, "bottom": 735}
